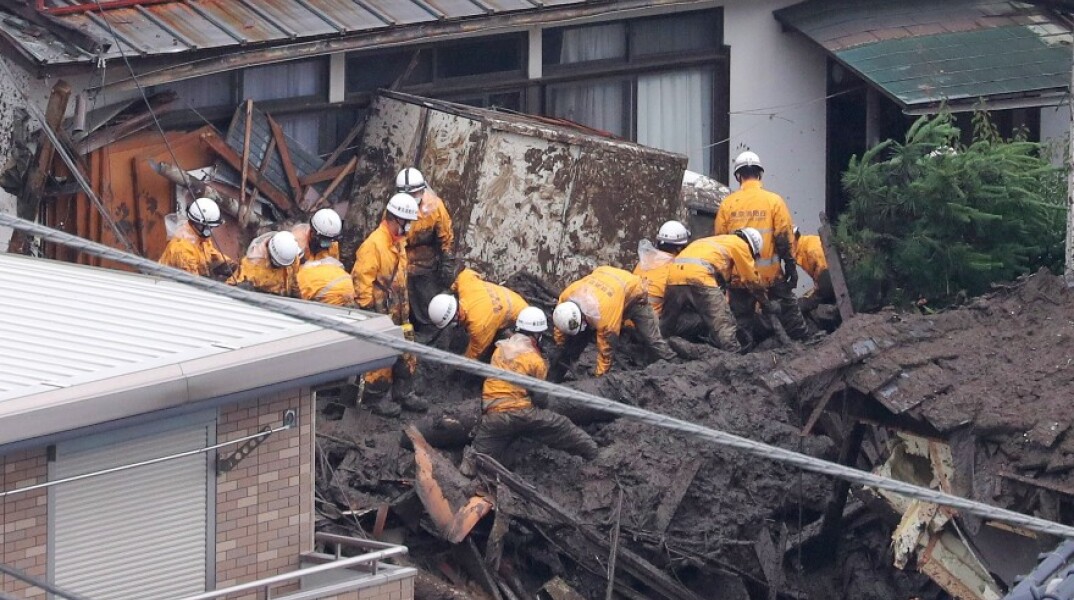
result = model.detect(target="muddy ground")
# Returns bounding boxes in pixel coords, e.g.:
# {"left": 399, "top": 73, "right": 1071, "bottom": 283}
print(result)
{"left": 315, "top": 270, "right": 1074, "bottom": 600}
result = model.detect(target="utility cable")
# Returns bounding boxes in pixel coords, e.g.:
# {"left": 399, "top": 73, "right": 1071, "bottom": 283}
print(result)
{"left": 4, "top": 213, "right": 1074, "bottom": 541}
{"left": 0, "top": 57, "right": 137, "bottom": 256}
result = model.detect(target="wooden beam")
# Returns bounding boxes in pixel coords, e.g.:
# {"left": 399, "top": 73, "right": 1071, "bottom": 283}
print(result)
{"left": 815, "top": 422, "right": 866, "bottom": 562}
{"left": 818, "top": 212, "right": 855, "bottom": 321}
{"left": 299, "top": 164, "right": 347, "bottom": 186}
{"left": 322, "top": 120, "right": 366, "bottom": 169}
{"left": 238, "top": 99, "right": 254, "bottom": 227}
{"left": 651, "top": 460, "right": 701, "bottom": 534}
{"left": 267, "top": 115, "right": 303, "bottom": 207}
{"left": 199, "top": 130, "right": 293, "bottom": 212}
{"left": 306, "top": 156, "right": 356, "bottom": 212}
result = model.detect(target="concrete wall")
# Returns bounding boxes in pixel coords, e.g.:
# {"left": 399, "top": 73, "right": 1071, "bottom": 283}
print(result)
{"left": 724, "top": 0, "right": 828, "bottom": 236}
{"left": 0, "top": 57, "right": 48, "bottom": 253}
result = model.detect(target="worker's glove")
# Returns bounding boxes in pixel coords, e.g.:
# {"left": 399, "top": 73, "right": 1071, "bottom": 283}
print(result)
{"left": 782, "top": 257, "right": 799, "bottom": 288}
{"left": 531, "top": 391, "right": 550, "bottom": 409}
{"left": 210, "top": 260, "right": 235, "bottom": 280}
{"left": 763, "top": 300, "right": 782, "bottom": 316}
{"left": 401, "top": 322, "right": 416, "bottom": 342}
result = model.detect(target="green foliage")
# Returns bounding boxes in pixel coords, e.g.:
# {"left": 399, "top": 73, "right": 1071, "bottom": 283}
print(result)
{"left": 835, "top": 109, "right": 1066, "bottom": 311}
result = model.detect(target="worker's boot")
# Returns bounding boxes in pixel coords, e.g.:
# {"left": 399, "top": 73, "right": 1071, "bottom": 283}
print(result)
{"left": 393, "top": 378, "right": 428, "bottom": 413}
{"left": 363, "top": 383, "right": 401, "bottom": 418}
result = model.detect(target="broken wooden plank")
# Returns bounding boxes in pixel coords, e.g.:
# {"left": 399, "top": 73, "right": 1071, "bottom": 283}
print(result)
{"left": 607, "top": 484, "right": 624, "bottom": 600}
{"left": 754, "top": 527, "right": 785, "bottom": 600}
{"left": 801, "top": 384, "right": 844, "bottom": 436}
{"left": 199, "top": 130, "right": 293, "bottom": 212}
{"left": 268, "top": 115, "right": 303, "bottom": 207}
{"left": 453, "top": 538, "right": 503, "bottom": 600}
{"left": 372, "top": 502, "right": 389, "bottom": 539}
{"left": 476, "top": 453, "right": 705, "bottom": 600}
{"left": 816, "top": 422, "right": 866, "bottom": 561}
{"left": 485, "top": 509, "right": 511, "bottom": 572}
{"left": 322, "top": 119, "right": 366, "bottom": 170}
{"left": 307, "top": 155, "right": 356, "bottom": 212}
{"left": 818, "top": 212, "right": 855, "bottom": 322}
{"left": 299, "top": 164, "right": 348, "bottom": 186}
{"left": 238, "top": 100, "right": 254, "bottom": 227}
{"left": 1000, "top": 471, "right": 1074, "bottom": 498}
{"left": 405, "top": 426, "right": 493, "bottom": 543}
{"left": 651, "top": 459, "right": 701, "bottom": 535}
{"left": 541, "top": 577, "right": 587, "bottom": 600}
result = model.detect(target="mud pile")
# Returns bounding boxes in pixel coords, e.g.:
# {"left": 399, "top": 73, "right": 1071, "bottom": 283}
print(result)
{"left": 316, "top": 270, "right": 1074, "bottom": 600}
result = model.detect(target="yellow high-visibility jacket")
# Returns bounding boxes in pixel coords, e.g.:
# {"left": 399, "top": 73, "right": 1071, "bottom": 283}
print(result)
{"left": 714, "top": 180, "right": 794, "bottom": 286}
{"left": 227, "top": 232, "right": 300, "bottom": 297}
{"left": 158, "top": 221, "right": 231, "bottom": 278}
{"left": 352, "top": 221, "right": 409, "bottom": 323}
{"left": 633, "top": 241, "right": 675, "bottom": 316}
{"left": 292, "top": 223, "right": 340, "bottom": 262}
{"left": 407, "top": 190, "right": 454, "bottom": 271}
{"left": 555, "top": 266, "right": 645, "bottom": 376}
{"left": 794, "top": 235, "right": 828, "bottom": 283}
{"left": 298, "top": 257, "right": 356, "bottom": 306}
{"left": 454, "top": 268, "right": 528, "bottom": 360}
{"left": 667, "top": 235, "right": 761, "bottom": 291}
{"left": 482, "top": 334, "right": 546, "bottom": 413}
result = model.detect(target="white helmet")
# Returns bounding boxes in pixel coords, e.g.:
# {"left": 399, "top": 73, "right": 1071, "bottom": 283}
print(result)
{"left": 386, "top": 193, "right": 420, "bottom": 221}
{"left": 552, "top": 301, "right": 585, "bottom": 336}
{"left": 733, "top": 151, "right": 764, "bottom": 176}
{"left": 396, "top": 168, "right": 427, "bottom": 194}
{"left": 268, "top": 230, "right": 303, "bottom": 267}
{"left": 656, "top": 220, "right": 690, "bottom": 246}
{"left": 516, "top": 306, "right": 548, "bottom": 334}
{"left": 736, "top": 227, "right": 764, "bottom": 258}
{"left": 187, "top": 197, "right": 222, "bottom": 235}
{"left": 428, "top": 294, "right": 458, "bottom": 329}
{"left": 310, "top": 208, "right": 342, "bottom": 238}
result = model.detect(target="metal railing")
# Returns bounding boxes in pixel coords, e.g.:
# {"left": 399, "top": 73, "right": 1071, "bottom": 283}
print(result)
{"left": 175, "top": 534, "right": 409, "bottom": 600}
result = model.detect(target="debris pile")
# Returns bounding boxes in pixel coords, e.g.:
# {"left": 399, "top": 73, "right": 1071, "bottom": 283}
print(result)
{"left": 318, "top": 271, "right": 1074, "bottom": 598}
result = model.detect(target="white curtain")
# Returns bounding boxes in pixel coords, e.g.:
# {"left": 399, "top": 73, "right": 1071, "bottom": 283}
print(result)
{"left": 559, "top": 23, "right": 626, "bottom": 63}
{"left": 637, "top": 67, "right": 714, "bottom": 175}
{"left": 243, "top": 60, "right": 323, "bottom": 101}
{"left": 548, "top": 81, "right": 627, "bottom": 136}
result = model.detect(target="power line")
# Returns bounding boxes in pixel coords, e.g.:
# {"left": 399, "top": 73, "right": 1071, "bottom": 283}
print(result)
{"left": 3, "top": 212, "right": 1074, "bottom": 541}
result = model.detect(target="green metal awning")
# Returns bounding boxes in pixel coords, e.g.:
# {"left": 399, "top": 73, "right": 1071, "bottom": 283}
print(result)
{"left": 775, "top": 0, "right": 1072, "bottom": 109}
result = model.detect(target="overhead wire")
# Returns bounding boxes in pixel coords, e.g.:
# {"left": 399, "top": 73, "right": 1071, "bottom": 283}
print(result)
{"left": 4, "top": 212, "right": 1074, "bottom": 541}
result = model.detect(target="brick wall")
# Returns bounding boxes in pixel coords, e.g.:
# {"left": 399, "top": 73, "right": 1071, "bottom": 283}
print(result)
{"left": 216, "top": 387, "right": 314, "bottom": 591}
{"left": 322, "top": 576, "right": 414, "bottom": 600}
{"left": 0, "top": 449, "right": 48, "bottom": 598}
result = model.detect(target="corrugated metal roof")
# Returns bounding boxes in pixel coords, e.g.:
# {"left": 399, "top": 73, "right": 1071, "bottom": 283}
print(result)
{"left": 0, "top": 252, "right": 379, "bottom": 402}
{"left": 0, "top": 0, "right": 593, "bottom": 66}
{"left": 775, "top": 0, "right": 1072, "bottom": 107}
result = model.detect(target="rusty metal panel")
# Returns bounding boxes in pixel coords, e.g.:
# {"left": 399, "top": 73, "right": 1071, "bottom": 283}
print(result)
{"left": 137, "top": 3, "right": 235, "bottom": 49}
{"left": 361, "top": 0, "right": 439, "bottom": 24}
{"left": 463, "top": 130, "right": 578, "bottom": 282}
{"left": 191, "top": 1, "right": 296, "bottom": 44}
{"left": 422, "top": 0, "right": 485, "bottom": 18}
{"left": 286, "top": 0, "right": 387, "bottom": 30}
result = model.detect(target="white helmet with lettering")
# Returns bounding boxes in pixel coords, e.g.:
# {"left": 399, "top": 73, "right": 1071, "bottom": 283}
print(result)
{"left": 732, "top": 151, "right": 764, "bottom": 176}
{"left": 428, "top": 294, "right": 459, "bottom": 330}
{"left": 656, "top": 220, "right": 690, "bottom": 246}
{"left": 187, "top": 197, "right": 222, "bottom": 236}
{"left": 310, "top": 208, "right": 342, "bottom": 238}
{"left": 268, "top": 230, "right": 302, "bottom": 267}
{"left": 736, "top": 227, "right": 764, "bottom": 258}
{"left": 396, "top": 168, "right": 427, "bottom": 194}
{"left": 552, "top": 301, "right": 585, "bottom": 336}
{"left": 386, "top": 193, "right": 420, "bottom": 221}
{"left": 516, "top": 306, "right": 548, "bottom": 334}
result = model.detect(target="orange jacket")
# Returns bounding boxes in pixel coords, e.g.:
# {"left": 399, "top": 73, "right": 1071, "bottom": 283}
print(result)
{"left": 298, "top": 257, "right": 356, "bottom": 306}
{"left": 794, "top": 235, "right": 828, "bottom": 283}
{"left": 667, "top": 235, "right": 761, "bottom": 291}
{"left": 352, "top": 221, "right": 409, "bottom": 323}
{"left": 714, "top": 180, "right": 794, "bottom": 286}
{"left": 406, "top": 190, "right": 454, "bottom": 271}
{"left": 555, "top": 266, "right": 645, "bottom": 376}
{"left": 292, "top": 223, "right": 340, "bottom": 262}
{"left": 632, "top": 240, "right": 675, "bottom": 316}
{"left": 454, "top": 268, "right": 528, "bottom": 360}
{"left": 227, "top": 232, "right": 299, "bottom": 297}
{"left": 158, "top": 221, "right": 232, "bottom": 278}
{"left": 482, "top": 334, "right": 546, "bottom": 413}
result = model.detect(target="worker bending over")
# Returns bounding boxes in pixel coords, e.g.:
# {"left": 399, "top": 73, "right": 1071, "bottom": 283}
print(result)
{"left": 397, "top": 168, "right": 456, "bottom": 328}
{"left": 460, "top": 307, "right": 598, "bottom": 475}
{"left": 227, "top": 230, "right": 302, "bottom": 297}
{"left": 661, "top": 229, "right": 764, "bottom": 353}
{"left": 633, "top": 220, "right": 691, "bottom": 317}
{"left": 715, "top": 151, "right": 808, "bottom": 343}
{"left": 293, "top": 208, "right": 342, "bottom": 262}
{"left": 427, "top": 267, "right": 528, "bottom": 361}
{"left": 794, "top": 227, "right": 839, "bottom": 331}
{"left": 352, "top": 193, "right": 427, "bottom": 417}
{"left": 551, "top": 266, "right": 676, "bottom": 380}
{"left": 159, "top": 197, "right": 235, "bottom": 279}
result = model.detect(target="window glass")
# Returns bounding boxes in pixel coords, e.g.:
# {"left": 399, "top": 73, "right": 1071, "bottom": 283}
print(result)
{"left": 159, "top": 72, "right": 233, "bottom": 108}
{"left": 436, "top": 35, "right": 523, "bottom": 78}
{"left": 345, "top": 49, "right": 432, "bottom": 93}
{"left": 243, "top": 60, "right": 324, "bottom": 102}
{"left": 547, "top": 79, "right": 630, "bottom": 137}
{"left": 630, "top": 12, "right": 721, "bottom": 58}
{"left": 543, "top": 23, "right": 627, "bottom": 66}
{"left": 275, "top": 112, "right": 322, "bottom": 154}
{"left": 637, "top": 67, "right": 715, "bottom": 174}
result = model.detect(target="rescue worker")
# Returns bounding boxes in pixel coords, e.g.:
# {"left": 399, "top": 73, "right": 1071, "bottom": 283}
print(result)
{"left": 661, "top": 229, "right": 765, "bottom": 353}
{"left": 460, "top": 307, "right": 598, "bottom": 475}
{"left": 397, "top": 168, "right": 456, "bottom": 328}
{"left": 715, "top": 151, "right": 808, "bottom": 342}
{"left": 633, "top": 220, "right": 691, "bottom": 317}
{"left": 352, "top": 192, "right": 428, "bottom": 417}
{"left": 227, "top": 230, "right": 303, "bottom": 296}
{"left": 427, "top": 267, "right": 528, "bottom": 361}
{"left": 793, "top": 227, "right": 839, "bottom": 331}
{"left": 158, "top": 197, "right": 235, "bottom": 279}
{"left": 298, "top": 255, "right": 356, "bottom": 307}
{"left": 550, "top": 266, "right": 676, "bottom": 381}
{"left": 292, "top": 208, "right": 342, "bottom": 262}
